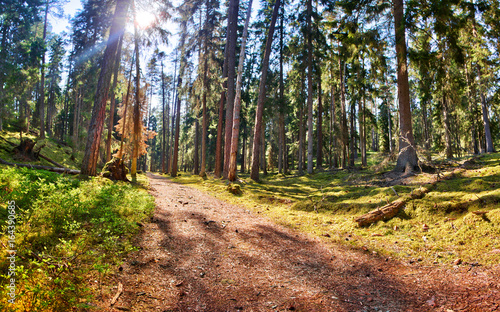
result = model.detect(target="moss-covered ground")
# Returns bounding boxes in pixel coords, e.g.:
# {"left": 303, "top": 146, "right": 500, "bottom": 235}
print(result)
{"left": 171, "top": 152, "right": 500, "bottom": 267}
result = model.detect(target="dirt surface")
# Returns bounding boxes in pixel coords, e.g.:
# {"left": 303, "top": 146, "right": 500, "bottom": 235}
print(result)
{"left": 99, "top": 173, "right": 500, "bottom": 312}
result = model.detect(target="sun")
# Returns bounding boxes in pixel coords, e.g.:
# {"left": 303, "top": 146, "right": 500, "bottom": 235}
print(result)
{"left": 135, "top": 10, "right": 156, "bottom": 29}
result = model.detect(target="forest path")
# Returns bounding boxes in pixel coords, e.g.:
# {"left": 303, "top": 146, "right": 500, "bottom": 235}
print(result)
{"left": 102, "top": 173, "right": 500, "bottom": 312}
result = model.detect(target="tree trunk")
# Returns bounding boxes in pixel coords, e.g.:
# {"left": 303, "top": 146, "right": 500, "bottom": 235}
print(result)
{"left": 106, "top": 34, "right": 124, "bottom": 162}
{"left": 279, "top": 4, "right": 287, "bottom": 175}
{"left": 161, "top": 60, "right": 166, "bottom": 173}
{"left": 360, "top": 86, "right": 367, "bottom": 166}
{"left": 317, "top": 77, "right": 323, "bottom": 169}
{"left": 228, "top": 0, "right": 253, "bottom": 181}
{"left": 223, "top": 0, "right": 240, "bottom": 179}
{"left": 38, "top": 1, "right": 49, "bottom": 140}
{"left": 117, "top": 56, "right": 134, "bottom": 159}
{"left": 340, "top": 58, "right": 348, "bottom": 169}
{"left": 194, "top": 118, "right": 199, "bottom": 175}
{"left": 81, "top": 0, "right": 130, "bottom": 176}
{"left": 171, "top": 30, "right": 187, "bottom": 178}
{"left": 250, "top": 0, "right": 281, "bottom": 181}
{"left": 443, "top": 94, "right": 453, "bottom": 159}
{"left": 306, "top": 0, "right": 314, "bottom": 174}
{"left": 131, "top": 16, "right": 141, "bottom": 182}
{"left": 393, "top": 0, "right": 418, "bottom": 172}
{"left": 200, "top": 44, "right": 209, "bottom": 177}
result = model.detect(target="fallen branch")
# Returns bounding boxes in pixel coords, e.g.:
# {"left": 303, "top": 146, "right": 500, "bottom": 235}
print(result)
{"left": 110, "top": 282, "right": 123, "bottom": 306}
{"left": 0, "top": 157, "right": 80, "bottom": 175}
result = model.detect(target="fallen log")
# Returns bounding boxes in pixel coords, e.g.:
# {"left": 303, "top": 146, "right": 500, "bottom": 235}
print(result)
{"left": 355, "top": 186, "right": 433, "bottom": 227}
{"left": 0, "top": 157, "right": 80, "bottom": 175}
{"left": 355, "top": 199, "right": 406, "bottom": 227}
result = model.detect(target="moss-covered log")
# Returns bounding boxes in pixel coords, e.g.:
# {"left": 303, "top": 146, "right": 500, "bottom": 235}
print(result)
{"left": 355, "top": 186, "right": 433, "bottom": 227}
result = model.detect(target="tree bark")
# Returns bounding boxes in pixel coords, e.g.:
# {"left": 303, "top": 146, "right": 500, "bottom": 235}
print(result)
{"left": 228, "top": 0, "right": 253, "bottom": 181}
{"left": 306, "top": 0, "right": 314, "bottom": 174}
{"left": 393, "top": 0, "right": 418, "bottom": 172}
{"left": 223, "top": 0, "right": 240, "bottom": 179}
{"left": 38, "top": 0, "right": 49, "bottom": 140}
{"left": 131, "top": 15, "right": 141, "bottom": 182}
{"left": 317, "top": 76, "right": 323, "bottom": 169}
{"left": 106, "top": 34, "right": 124, "bottom": 162}
{"left": 250, "top": 0, "right": 281, "bottom": 181}
{"left": 81, "top": 0, "right": 130, "bottom": 176}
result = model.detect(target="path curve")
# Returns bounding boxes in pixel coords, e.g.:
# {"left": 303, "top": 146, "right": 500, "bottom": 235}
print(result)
{"left": 102, "top": 173, "right": 499, "bottom": 312}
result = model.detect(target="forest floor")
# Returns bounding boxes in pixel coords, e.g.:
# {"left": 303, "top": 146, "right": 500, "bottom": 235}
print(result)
{"left": 97, "top": 173, "right": 500, "bottom": 312}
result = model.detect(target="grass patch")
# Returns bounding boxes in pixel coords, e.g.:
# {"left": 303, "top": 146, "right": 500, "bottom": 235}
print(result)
{"left": 171, "top": 152, "right": 500, "bottom": 267}
{"left": 0, "top": 167, "right": 155, "bottom": 311}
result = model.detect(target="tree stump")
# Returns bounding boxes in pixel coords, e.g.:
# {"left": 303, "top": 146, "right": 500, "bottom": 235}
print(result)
{"left": 102, "top": 157, "right": 129, "bottom": 181}
{"left": 13, "top": 138, "right": 38, "bottom": 161}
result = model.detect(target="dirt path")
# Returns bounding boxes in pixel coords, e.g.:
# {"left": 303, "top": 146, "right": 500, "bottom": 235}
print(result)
{"left": 101, "top": 173, "right": 500, "bottom": 312}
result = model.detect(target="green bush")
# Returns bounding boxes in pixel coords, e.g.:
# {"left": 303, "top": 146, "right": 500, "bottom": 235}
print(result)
{"left": 0, "top": 167, "right": 155, "bottom": 311}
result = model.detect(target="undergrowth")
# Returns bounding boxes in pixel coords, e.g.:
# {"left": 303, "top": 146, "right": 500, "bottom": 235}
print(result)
{"left": 0, "top": 167, "right": 155, "bottom": 311}
{"left": 172, "top": 152, "right": 500, "bottom": 267}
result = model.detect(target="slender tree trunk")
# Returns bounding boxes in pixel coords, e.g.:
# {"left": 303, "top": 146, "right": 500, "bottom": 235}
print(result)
{"left": 306, "top": 0, "right": 314, "bottom": 174}
{"left": 228, "top": 0, "right": 253, "bottom": 181}
{"left": 168, "top": 53, "right": 178, "bottom": 173}
{"left": 349, "top": 97, "right": 355, "bottom": 166}
{"left": 171, "top": 31, "right": 187, "bottom": 177}
{"left": 38, "top": 1, "right": 49, "bottom": 139}
{"left": 117, "top": 56, "right": 134, "bottom": 159}
{"left": 106, "top": 34, "right": 124, "bottom": 162}
{"left": 442, "top": 93, "right": 453, "bottom": 159}
{"left": 317, "top": 77, "right": 323, "bottom": 169}
{"left": 393, "top": 0, "right": 418, "bottom": 172}
{"left": 223, "top": 0, "right": 240, "bottom": 179}
{"left": 360, "top": 87, "right": 367, "bottom": 166}
{"left": 192, "top": 118, "right": 199, "bottom": 174}
{"left": 81, "top": 0, "right": 130, "bottom": 175}
{"left": 161, "top": 60, "right": 166, "bottom": 173}
{"left": 250, "top": 0, "right": 281, "bottom": 181}
{"left": 200, "top": 43, "right": 209, "bottom": 177}
{"left": 131, "top": 17, "right": 141, "bottom": 182}
{"left": 298, "top": 96, "right": 304, "bottom": 174}
{"left": 331, "top": 84, "right": 338, "bottom": 168}
{"left": 340, "top": 59, "right": 347, "bottom": 168}
{"left": 278, "top": 5, "right": 285, "bottom": 174}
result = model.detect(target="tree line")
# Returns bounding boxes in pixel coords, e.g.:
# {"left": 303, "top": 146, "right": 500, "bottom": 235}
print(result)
{"left": 0, "top": 0, "right": 498, "bottom": 181}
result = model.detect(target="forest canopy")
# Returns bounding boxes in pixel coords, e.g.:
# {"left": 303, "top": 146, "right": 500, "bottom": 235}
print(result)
{"left": 0, "top": 0, "right": 499, "bottom": 180}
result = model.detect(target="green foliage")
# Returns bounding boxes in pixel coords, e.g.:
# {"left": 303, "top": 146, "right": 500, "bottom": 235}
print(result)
{"left": 0, "top": 167, "right": 155, "bottom": 311}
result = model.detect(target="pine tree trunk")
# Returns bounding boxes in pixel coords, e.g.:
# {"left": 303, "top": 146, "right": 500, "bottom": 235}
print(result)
{"left": 38, "top": 1, "right": 49, "bottom": 140}
{"left": 317, "top": 78, "right": 323, "bottom": 169}
{"left": 131, "top": 18, "right": 141, "bottom": 182}
{"left": 228, "top": 0, "right": 252, "bottom": 181}
{"left": 81, "top": 0, "right": 130, "bottom": 176}
{"left": 200, "top": 56, "right": 208, "bottom": 177}
{"left": 171, "top": 31, "right": 187, "bottom": 178}
{"left": 106, "top": 34, "right": 124, "bottom": 162}
{"left": 393, "top": 0, "right": 418, "bottom": 172}
{"left": 223, "top": 0, "right": 240, "bottom": 179}
{"left": 250, "top": 0, "right": 281, "bottom": 181}
{"left": 194, "top": 118, "right": 199, "bottom": 175}
{"left": 306, "top": 0, "right": 314, "bottom": 174}
{"left": 117, "top": 56, "right": 134, "bottom": 159}
{"left": 443, "top": 94, "right": 453, "bottom": 159}
{"left": 340, "top": 58, "right": 348, "bottom": 169}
